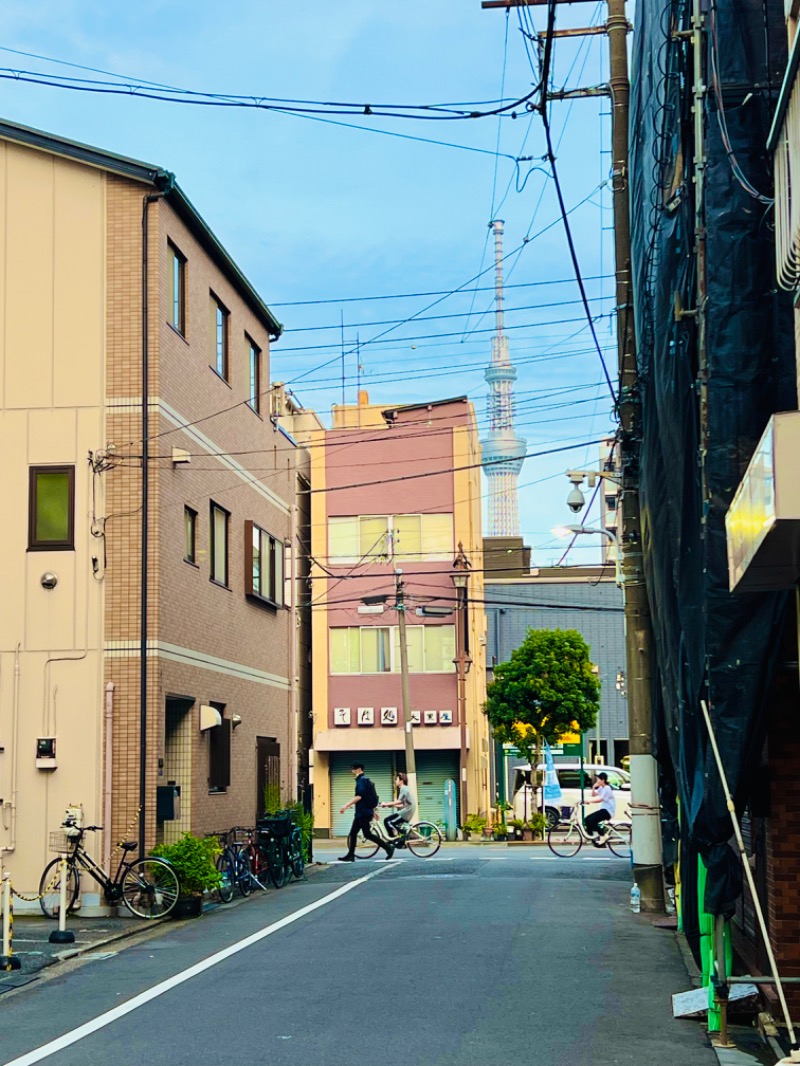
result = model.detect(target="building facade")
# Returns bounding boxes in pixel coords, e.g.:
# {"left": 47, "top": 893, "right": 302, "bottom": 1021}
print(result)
{"left": 292, "top": 393, "right": 488, "bottom": 835}
{"left": 0, "top": 120, "right": 298, "bottom": 899}
{"left": 485, "top": 562, "right": 627, "bottom": 798}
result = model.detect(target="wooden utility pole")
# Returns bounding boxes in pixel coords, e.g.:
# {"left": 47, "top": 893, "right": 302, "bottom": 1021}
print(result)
{"left": 395, "top": 570, "right": 418, "bottom": 802}
{"left": 482, "top": 0, "right": 664, "bottom": 911}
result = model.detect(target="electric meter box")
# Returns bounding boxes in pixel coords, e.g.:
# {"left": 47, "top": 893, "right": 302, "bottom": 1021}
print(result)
{"left": 64, "top": 805, "right": 84, "bottom": 827}
{"left": 35, "top": 736, "right": 57, "bottom": 770}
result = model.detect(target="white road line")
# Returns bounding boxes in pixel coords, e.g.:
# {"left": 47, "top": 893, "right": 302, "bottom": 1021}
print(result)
{"left": 1, "top": 867, "right": 390, "bottom": 1066}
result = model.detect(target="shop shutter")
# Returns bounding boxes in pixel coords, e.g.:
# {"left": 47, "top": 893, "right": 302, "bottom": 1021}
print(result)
{"left": 330, "top": 752, "right": 395, "bottom": 837}
{"left": 414, "top": 752, "right": 459, "bottom": 826}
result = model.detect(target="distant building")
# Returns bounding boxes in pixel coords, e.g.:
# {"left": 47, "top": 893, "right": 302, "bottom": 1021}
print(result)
{"left": 0, "top": 119, "right": 299, "bottom": 899}
{"left": 286, "top": 392, "right": 489, "bottom": 834}
{"left": 485, "top": 558, "right": 627, "bottom": 799}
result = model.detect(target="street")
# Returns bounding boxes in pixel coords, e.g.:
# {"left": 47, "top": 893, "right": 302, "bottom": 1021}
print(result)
{"left": 0, "top": 846, "right": 716, "bottom": 1066}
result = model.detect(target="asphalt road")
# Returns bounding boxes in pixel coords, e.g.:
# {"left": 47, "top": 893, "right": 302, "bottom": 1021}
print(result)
{"left": 0, "top": 845, "right": 717, "bottom": 1066}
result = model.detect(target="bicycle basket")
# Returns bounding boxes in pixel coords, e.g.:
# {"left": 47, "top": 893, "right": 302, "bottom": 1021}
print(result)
{"left": 49, "top": 830, "right": 78, "bottom": 854}
{"left": 257, "top": 814, "right": 293, "bottom": 839}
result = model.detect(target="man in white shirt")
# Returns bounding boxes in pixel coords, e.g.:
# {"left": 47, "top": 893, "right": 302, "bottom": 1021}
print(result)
{"left": 584, "top": 772, "right": 616, "bottom": 842}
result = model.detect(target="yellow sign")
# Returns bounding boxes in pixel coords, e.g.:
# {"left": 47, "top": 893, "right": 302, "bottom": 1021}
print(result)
{"left": 556, "top": 722, "right": 581, "bottom": 744}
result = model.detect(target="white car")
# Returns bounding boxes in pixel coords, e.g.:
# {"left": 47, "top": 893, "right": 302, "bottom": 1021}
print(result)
{"left": 510, "top": 762, "right": 631, "bottom": 829}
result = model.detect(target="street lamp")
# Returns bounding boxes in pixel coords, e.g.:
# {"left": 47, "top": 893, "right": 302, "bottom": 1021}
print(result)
{"left": 452, "top": 544, "right": 472, "bottom": 821}
{"left": 552, "top": 524, "right": 623, "bottom": 588}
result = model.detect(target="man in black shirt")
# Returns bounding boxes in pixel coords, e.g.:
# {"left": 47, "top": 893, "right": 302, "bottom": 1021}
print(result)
{"left": 338, "top": 762, "right": 395, "bottom": 862}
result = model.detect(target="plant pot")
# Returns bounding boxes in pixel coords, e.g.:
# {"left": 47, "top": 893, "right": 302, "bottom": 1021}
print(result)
{"left": 170, "top": 895, "right": 204, "bottom": 920}
{"left": 482, "top": 827, "right": 494, "bottom": 838}
{"left": 493, "top": 831, "right": 508, "bottom": 842}
{"left": 521, "top": 829, "right": 534, "bottom": 842}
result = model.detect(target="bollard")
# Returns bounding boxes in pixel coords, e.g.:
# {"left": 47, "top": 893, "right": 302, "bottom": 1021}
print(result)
{"left": 0, "top": 873, "right": 21, "bottom": 971}
{"left": 48, "top": 857, "right": 75, "bottom": 945}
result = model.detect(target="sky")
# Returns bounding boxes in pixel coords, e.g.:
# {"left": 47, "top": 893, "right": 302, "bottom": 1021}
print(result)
{"left": 0, "top": 1, "right": 618, "bottom": 566}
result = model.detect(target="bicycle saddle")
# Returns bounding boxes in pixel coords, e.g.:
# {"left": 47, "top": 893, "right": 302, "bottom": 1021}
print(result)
{"left": 119, "top": 841, "right": 137, "bottom": 851}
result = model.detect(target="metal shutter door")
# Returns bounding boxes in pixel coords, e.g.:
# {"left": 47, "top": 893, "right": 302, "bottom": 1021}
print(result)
{"left": 415, "top": 752, "right": 459, "bottom": 826}
{"left": 330, "top": 752, "right": 395, "bottom": 837}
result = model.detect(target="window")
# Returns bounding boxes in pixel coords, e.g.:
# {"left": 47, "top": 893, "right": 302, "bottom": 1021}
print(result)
{"left": 28, "top": 466, "right": 75, "bottom": 550}
{"left": 327, "top": 514, "right": 453, "bottom": 563}
{"left": 208, "top": 703, "right": 231, "bottom": 792}
{"left": 247, "top": 336, "right": 261, "bottom": 413}
{"left": 211, "top": 294, "right": 229, "bottom": 380}
{"left": 169, "top": 242, "right": 186, "bottom": 334}
{"left": 245, "top": 521, "right": 284, "bottom": 606}
{"left": 210, "top": 503, "right": 229, "bottom": 586}
{"left": 330, "top": 625, "right": 455, "bottom": 674}
{"left": 184, "top": 507, "right": 198, "bottom": 564}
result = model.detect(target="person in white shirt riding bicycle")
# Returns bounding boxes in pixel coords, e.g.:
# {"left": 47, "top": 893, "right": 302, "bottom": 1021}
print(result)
{"left": 584, "top": 771, "right": 616, "bottom": 844}
{"left": 381, "top": 772, "right": 416, "bottom": 840}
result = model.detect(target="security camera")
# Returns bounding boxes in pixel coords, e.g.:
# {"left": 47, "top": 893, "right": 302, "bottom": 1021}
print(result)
{"left": 566, "top": 486, "right": 585, "bottom": 513}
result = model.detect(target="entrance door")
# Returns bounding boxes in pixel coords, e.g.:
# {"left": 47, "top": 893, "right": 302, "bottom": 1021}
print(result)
{"left": 256, "top": 737, "right": 281, "bottom": 817}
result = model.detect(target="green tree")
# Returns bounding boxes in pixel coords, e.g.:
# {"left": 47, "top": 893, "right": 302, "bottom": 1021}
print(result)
{"left": 484, "top": 628, "right": 600, "bottom": 763}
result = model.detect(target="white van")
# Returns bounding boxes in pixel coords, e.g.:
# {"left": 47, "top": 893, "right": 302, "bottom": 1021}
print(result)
{"left": 510, "top": 763, "right": 631, "bottom": 829}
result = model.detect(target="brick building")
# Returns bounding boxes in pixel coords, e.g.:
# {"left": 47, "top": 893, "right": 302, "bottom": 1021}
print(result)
{"left": 0, "top": 119, "right": 300, "bottom": 901}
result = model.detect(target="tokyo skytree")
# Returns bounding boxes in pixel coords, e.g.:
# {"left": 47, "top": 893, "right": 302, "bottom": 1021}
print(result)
{"left": 481, "top": 220, "right": 527, "bottom": 535}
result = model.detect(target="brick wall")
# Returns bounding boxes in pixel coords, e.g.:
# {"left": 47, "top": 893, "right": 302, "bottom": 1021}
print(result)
{"left": 104, "top": 177, "right": 295, "bottom": 848}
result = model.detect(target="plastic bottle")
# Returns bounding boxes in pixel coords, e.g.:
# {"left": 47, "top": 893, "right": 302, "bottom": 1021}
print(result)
{"left": 630, "top": 883, "right": 641, "bottom": 913}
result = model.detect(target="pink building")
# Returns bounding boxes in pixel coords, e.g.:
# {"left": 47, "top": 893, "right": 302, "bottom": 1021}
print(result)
{"left": 299, "top": 393, "right": 488, "bottom": 835}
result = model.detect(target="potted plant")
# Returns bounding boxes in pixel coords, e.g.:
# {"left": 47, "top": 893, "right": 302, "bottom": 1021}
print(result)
{"left": 461, "top": 813, "right": 486, "bottom": 841}
{"left": 508, "top": 818, "right": 524, "bottom": 840}
{"left": 521, "top": 821, "right": 534, "bottom": 841}
{"left": 528, "top": 813, "right": 547, "bottom": 841}
{"left": 151, "top": 833, "right": 222, "bottom": 918}
{"left": 493, "top": 801, "right": 512, "bottom": 840}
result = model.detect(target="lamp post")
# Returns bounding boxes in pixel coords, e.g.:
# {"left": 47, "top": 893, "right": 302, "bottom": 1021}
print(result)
{"left": 552, "top": 524, "right": 622, "bottom": 587}
{"left": 452, "top": 545, "right": 472, "bottom": 822}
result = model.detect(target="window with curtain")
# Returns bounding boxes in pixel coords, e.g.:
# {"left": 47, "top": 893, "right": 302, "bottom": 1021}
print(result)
{"left": 329, "top": 625, "right": 455, "bottom": 673}
{"left": 327, "top": 513, "right": 452, "bottom": 562}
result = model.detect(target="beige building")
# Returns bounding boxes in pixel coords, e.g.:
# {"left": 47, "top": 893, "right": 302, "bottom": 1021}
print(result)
{"left": 0, "top": 119, "right": 301, "bottom": 902}
{"left": 283, "top": 392, "right": 489, "bottom": 836}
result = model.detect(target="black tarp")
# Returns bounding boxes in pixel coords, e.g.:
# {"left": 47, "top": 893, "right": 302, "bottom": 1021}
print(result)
{"left": 629, "top": 0, "right": 796, "bottom": 959}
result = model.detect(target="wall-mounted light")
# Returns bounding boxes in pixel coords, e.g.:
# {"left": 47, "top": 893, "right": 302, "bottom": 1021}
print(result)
{"left": 231, "top": 714, "right": 243, "bottom": 730}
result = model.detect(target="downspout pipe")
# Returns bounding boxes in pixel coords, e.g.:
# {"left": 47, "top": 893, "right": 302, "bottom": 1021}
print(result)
{"left": 140, "top": 178, "right": 172, "bottom": 857}
{"left": 103, "top": 682, "right": 114, "bottom": 872}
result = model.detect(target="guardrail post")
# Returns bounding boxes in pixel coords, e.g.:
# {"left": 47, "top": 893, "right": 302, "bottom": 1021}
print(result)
{"left": 48, "top": 857, "right": 75, "bottom": 945}
{"left": 0, "top": 873, "right": 21, "bottom": 971}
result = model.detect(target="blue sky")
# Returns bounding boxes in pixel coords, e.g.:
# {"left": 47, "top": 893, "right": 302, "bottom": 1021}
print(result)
{"left": 0, "top": 1, "right": 617, "bottom": 564}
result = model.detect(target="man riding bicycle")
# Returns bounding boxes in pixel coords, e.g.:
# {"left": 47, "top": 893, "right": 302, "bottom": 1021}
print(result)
{"left": 380, "top": 772, "right": 416, "bottom": 841}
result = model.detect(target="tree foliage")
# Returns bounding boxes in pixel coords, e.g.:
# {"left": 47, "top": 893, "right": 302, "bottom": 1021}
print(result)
{"left": 484, "top": 628, "right": 600, "bottom": 762}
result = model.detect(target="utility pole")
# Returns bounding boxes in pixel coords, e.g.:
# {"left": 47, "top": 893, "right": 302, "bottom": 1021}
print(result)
{"left": 482, "top": 0, "right": 664, "bottom": 911}
{"left": 395, "top": 570, "right": 418, "bottom": 801}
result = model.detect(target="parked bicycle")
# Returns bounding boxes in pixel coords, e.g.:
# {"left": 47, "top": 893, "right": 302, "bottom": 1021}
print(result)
{"left": 356, "top": 817, "right": 442, "bottom": 858}
{"left": 257, "top": 811, "right": 305, "bottom": 887}
{"left": 206, "top": 831, "right": 252, "bottom": 903}
{"left": 39, "top": 817, "right": 180, "bottom": 919}
{"left": 546, "top": 806, "right": 631, "bottom": 858}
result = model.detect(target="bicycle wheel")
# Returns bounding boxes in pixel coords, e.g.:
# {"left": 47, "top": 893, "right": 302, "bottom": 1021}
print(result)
{"left": 215, "top": 853, "right": 234, "bottom": 903}
{"left": 267, "top": 839, "right": 289, "bottom": 888}
{"left": 39, "top": 859, "right": 80, "bottom": 919}
{"left": 289, "top": 830, "right": 305, "bottom": 878}
{"left": 355, "top": 832, "right": 381, "bottom": 859}
{"left": 405, "top": 822, "right": 442, "bottom": 858}
{"left": 547, "top": 823, "right": 584, "bottom": 857}
{"left": 121, "top": 858, "right": 180, "bottom": 918}
{"left": 606, "top": 823, "right": 632, "bottom": 859}
{"left": 235, "top": 847, "right": 252, "bottom": 896}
